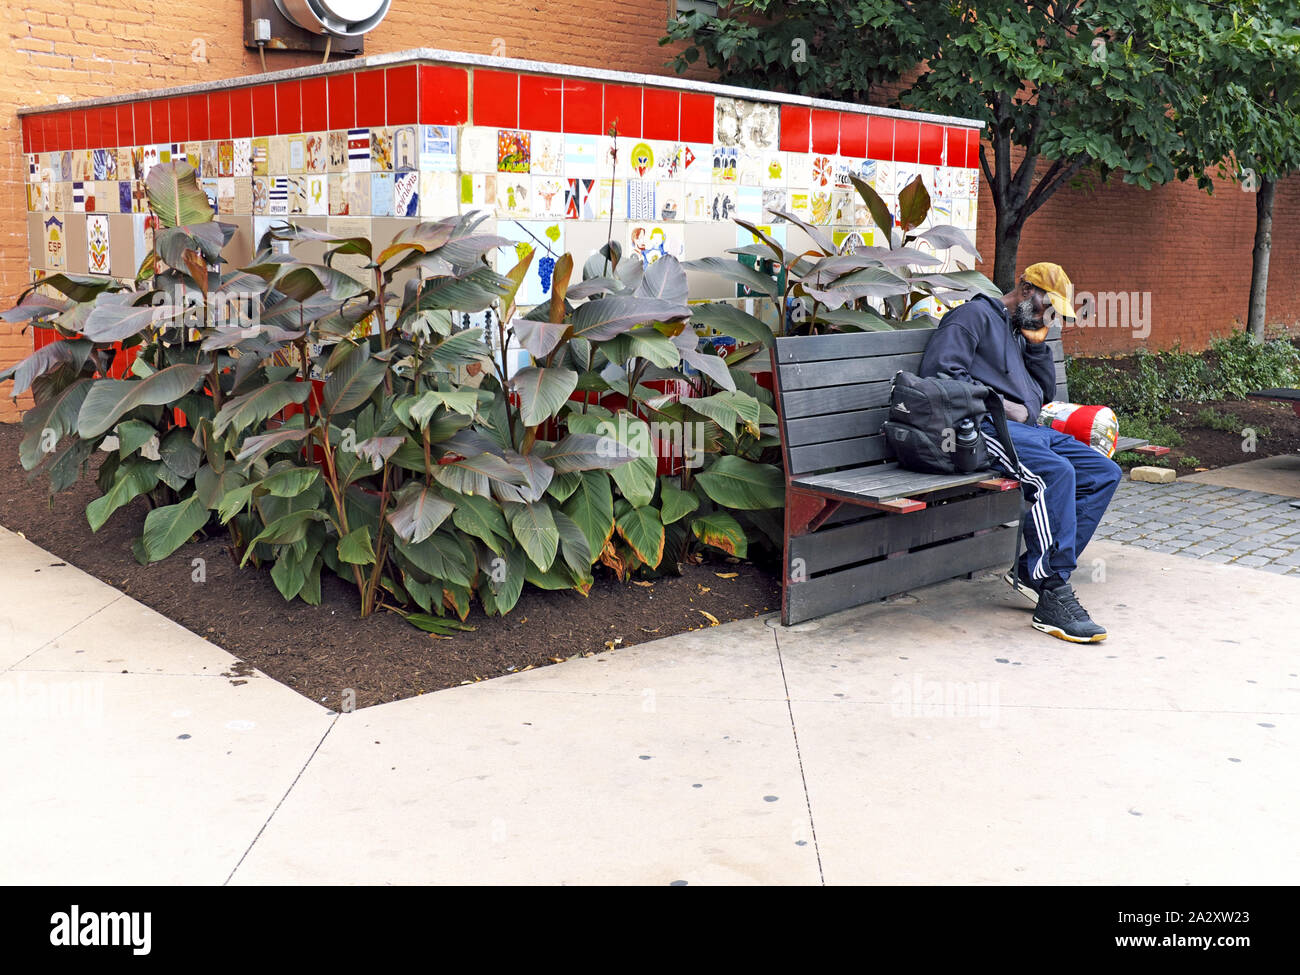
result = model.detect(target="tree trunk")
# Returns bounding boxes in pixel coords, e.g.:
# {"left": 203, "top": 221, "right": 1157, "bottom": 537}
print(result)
{"left": 992, "top": 215, "right": 1022, "bottom": 294}
{"left": 1247, "top": 177, "right": 1275, "bottom": 340}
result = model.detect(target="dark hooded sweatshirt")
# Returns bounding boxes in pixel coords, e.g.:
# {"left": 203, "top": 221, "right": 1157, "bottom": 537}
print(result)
{"left": 919, "top": 293, "right": 1056, "bottom": 423}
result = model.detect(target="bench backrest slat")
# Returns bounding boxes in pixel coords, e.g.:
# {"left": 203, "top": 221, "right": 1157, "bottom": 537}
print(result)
{"left": 773, "top": 325, "right": 1068, "bottom": 478}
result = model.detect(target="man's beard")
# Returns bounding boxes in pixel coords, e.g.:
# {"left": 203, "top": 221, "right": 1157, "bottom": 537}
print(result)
{"left": 1010, "top": 298, "right": 1038, "bottom": 332}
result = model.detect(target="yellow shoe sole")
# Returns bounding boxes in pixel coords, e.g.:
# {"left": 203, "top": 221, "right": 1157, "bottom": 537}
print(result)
{"left": 1031, "top": 620, "right": 1108, "bottom": 643}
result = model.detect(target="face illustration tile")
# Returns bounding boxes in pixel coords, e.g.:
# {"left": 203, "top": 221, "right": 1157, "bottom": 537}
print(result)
{"left": 367, "top": 128, "right": 393, "bottom": 172}
{"left": 459, "top": 126, "right": 498, "bottom": 173}
{"left": 391, "top": 126, "right": 417, "bottom": 171}
{"left": 233, "top": 138, "right": 252, "bottom": 177}
{"left": 347, "top": 128, "right": 371, "bottom": 172}
{"left": 393, "top": 171, "right": 418, "bottom": 217}
{"left": 86, "top": 213, "right": 110, "bottom": 274}
{"left": 532, "top": 176, "right": 566, "bottom": 219}
{"left": 626, "top": 140, "right": 658, "bottom": 180}
{"left": 303, "top": 133, "right": 327, "bottom": 173}
{"left": 563, "top": 134, "right": 597, "bottom": 179}
{"left": 628, "top": 223, "right": 683, "bottom": 268}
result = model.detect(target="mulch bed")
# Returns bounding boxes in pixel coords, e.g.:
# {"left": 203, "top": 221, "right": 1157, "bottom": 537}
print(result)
{"left": 0, "top": 422, "right": 780, "bottom": 710}
{"left": 1120, "top": 398, "right": 1300, "bottom": 471}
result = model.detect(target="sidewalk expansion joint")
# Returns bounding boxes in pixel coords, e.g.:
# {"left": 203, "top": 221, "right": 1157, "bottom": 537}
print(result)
{"left": 772, "top": 629, "right": 825, "bottom": 886}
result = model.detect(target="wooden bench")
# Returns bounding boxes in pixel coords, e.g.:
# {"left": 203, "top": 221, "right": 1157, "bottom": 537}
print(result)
{"left": 770, "top": 326, "right": 1154, "bottom": 625}
{"left": 1246, "top": 387, "right": 1300, "bottom": 418}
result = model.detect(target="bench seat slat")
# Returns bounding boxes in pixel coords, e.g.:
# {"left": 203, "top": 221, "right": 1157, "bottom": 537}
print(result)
{"left": 784, "top": 408, "right": 889, "bottom": 448}
{"left": 775, "top": 329, "right": 931, "bottom": 363}
{"left": 778, "top": 352, "right": 921, "bottom": 390}
{"left": 780, "top": 381, "right": 891, "bottom": 419}
{"left": 787, "top": 434, "right": 891, "bottom": 475}
{"left": 794, "top": 462, "right": 998, "bottom": 502}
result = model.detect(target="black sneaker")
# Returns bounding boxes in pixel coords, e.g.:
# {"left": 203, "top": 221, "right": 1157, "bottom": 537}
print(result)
{"left": 1003, "top": 569, "right": 1039, "bottom": 604}
{"left": 1031, "top": 584, "right": 1107, "bottom": 643}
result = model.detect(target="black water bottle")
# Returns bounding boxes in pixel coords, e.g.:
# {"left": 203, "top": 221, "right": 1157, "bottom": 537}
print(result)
{"left": 954, "top": 417, "right": 979, "bottom": 472}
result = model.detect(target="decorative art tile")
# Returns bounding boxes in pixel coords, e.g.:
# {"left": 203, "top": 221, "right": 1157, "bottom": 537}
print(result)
{"left": 680, "top": 143, "right": 710, "bottom": 182}
{"left": 216, "top": 141, "right": 233, "bottom": 178}
{"left": 304, "top": 133, "right": 327, "bottom": 173}
{"left": 810, "top": 190, "right": 833, "bottom": 225}
{"left": 53, "top": 181, "right": 71, "bottom": 212}
{"left": 626, "top": 179, "right": 655, "bottom": 220}
{"left": 656, "top": 182, "right": 683, "bottom": 222}
{"left": 87, "top": 213, "right": 110, "bottom": 274}
{"left": 218, "top": 177, "right": 235, "bottom": 215}
{"left": 683, "top": 183, "right": 711, "bottom": 222}
{"left": 708, "top": 187, "right": 736, "bottom": 221}
{"left": 327, "top": 131, "right": 348, "bottom": 172}
{"left": 234, "top": 138, "right": 252, "bottom": 177}
{"left": 626, "top": 141, "right": 656, "bottom": 179}
{"left": 810, "top": 154, "right": 834, "bottom": 190}
{"left": 420, "top": 126, "right": 457, "bottom": 171}
{"left": 393, "top": 171, "right": 418, "bottom": 217}
{"left": 268, "top": 177, "right": 288, "bottom": 216}
{"left": 347, "top": 128, "right": 371, "bottom": 172}
{"left": 762, "top": 188, "right": 787, "bottom": 221}
{"left": 268, "top": 136, "right": 289, "bottom": 175}
{"left": 459, "top": 126, "right": 498, "bottom": 173}
{"left": 736, "top": 185, "right": 763, "bottom": 222}
{"left": 251, "top": 137, "right": 269, "bottom": 177}
{"left": 497, "top": 130, "right": 530, "bottom": 173}
{"left": 530, "top": 132, "right": 563, "bottom": 176}
{"left": 305, "top": 173, "right": 328, "bottom": 215}
{"left": 495, "top": 221, "right": 564, "bottom": 306}
{"left": 392, "top": 126, "right": 418, "bottom": 171}
{"left": 368, "top": 129, "right": 392, "bottom": 171}
{"left": 44, "top": 215, "right": 66, "bottom": 270}
{"left": 564, "top": 178, "right": 595, "bottom": 220}
{"left": 628, "top": 223, "right": 683, "bottom": 267}
{"left": 73, "top": 150, "right": 93, "bottom": 181}
{"left": 563, "top": 134, "right": 598, "bottom": 179}
{"left": 495, "top": 175, "right": 529, "bottom": 218}
{"left": 711, "top": 146, "right": 738, "bottom": 183}
{"left": 370, "top": 172, "right": 395, "bottom": 216}
{"left": 92, "top": 148, "right": 115, "bottom": 181}
{"left": 287, "top": 134, "right": 306, "bottom": 174}
{"left": 652, "top": 142, "right": 685, "bottom": 181}
{"left": 286, "top": 176, "right": 307, "bottom": 214}
{"left": 532, "top": 177, "right": 566, "bottom": 219}
{"left": 419, "top": 171, "right": 458, "bottom": 217}
{"left": 234, "top": 177, "right": 253, "bottom": 214}
{"left": 327, "top": 174, "right": 346, "bottom": 215}
{"left": 342, "top": 172, "right": 370, "bottom": 215}
{"left": 72, "top": 181, "right": 87, "bottom": 212}
{"left": 252, "top": 177, "right": 269, "bottom": 215}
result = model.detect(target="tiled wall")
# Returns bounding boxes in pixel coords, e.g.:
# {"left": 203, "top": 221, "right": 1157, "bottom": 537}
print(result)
{"left": 19, "top": 57, "right": 980, "bottom": 313}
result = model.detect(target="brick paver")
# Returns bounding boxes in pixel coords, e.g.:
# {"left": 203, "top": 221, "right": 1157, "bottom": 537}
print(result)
{"left": 1094, "top": 478, "right": 1300, "bottom": 574}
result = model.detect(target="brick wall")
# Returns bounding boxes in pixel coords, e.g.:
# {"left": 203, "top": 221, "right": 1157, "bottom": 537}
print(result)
{"left": 977, "top": 158, "right": 1300, "bottom": 357}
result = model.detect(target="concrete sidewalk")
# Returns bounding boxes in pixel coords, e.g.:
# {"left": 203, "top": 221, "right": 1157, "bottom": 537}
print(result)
{"left": 2, "top": 496, "right": 1297, "bottom": 885}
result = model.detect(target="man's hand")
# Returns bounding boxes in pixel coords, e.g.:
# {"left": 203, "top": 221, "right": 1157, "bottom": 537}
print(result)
{"left": 1020, "top": 324, "right": 1049, "bottom": 344}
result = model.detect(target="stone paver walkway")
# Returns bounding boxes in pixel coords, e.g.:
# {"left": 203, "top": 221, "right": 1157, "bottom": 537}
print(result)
{"left": 1096, "top": 478, "right": 1300, "bottom": 575}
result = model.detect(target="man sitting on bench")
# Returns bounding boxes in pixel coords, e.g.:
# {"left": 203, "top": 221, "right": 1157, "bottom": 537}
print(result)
{"left": 919, "top": 262, "right": 1121, "bottom": 644}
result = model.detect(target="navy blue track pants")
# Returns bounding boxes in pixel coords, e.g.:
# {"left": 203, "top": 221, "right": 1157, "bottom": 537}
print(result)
{"left": 981, "top": 420, "right": 1122, "bottom": 586}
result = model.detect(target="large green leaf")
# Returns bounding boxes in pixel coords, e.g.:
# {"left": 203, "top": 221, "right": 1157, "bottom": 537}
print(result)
{"left": 86, "top": 458, "right": 160, "bottom": 532}
{"left": 897, "top": 175, "right": 931, "bottom": 233}
{"left": 452, "top": 493, "right": 511, "bottom": 554}
{"left": 323, "top": 343, "right": 387, "bottom": 415}
{"left": 240, "top": 509, "right": 328, "bottom": 564}
{"left": 506, "top": 500, "right": 560, "bottom": 571}
{"left": 616, "top": 504, "right": 664, "bottom": 567}
{"left": 1, "top": 337, "right": 93, "bottom": 398}
{"left": 76, "top": 364, "right": 209, "bottom": 439}
{"left": 114, "top": 420, "right": 157, "bottom": 459}
{"left": 387, "top": 482, "right": 455, "bottom": 544}
{"left": 539, "top": 433, "right": 631, "bottom": 472}
{"left": 680, "top": 257, "right": 779, "bottom": 297}
{"left": 695, "top": 456, "right": 784, "bottom": 509}
{"left": 569, "top": 296, "right": 691, "bottom": 341}
{"left": 213, "top": 381, "right": 312, "bottom": 438}
{"left": 691, "top": 511, "right": 748, "bottom": 558}
{"left": 235, "top": 426, "right": 310, "bottom": 463}
{"left": 145, "top": 162, "right": 214, "bottom": 229}
{"left": 479, "top": 545, "right": 525, "bottom": 616}
{"left": 552, "top": 509, "right": 594, "bottom": 572}
{"left": 337, "top": 526, "right": 377, "bottom": 565}
{"left": 141, "top": 493, "right": 209, "bottom": 563}
{"left": 659, "top": 480, "right": 699, "bottom": 525}
{"left": 513, "top": 366, "right": 578, "bottom": 426}
{"left": 688, "top": 302, "right": 775, "bottom": 346}
{"left": 562, "top": 470, "right": 615, "bottom": 555}
{"left": 849, "top": 175, "right": 896, "bottom": 242}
